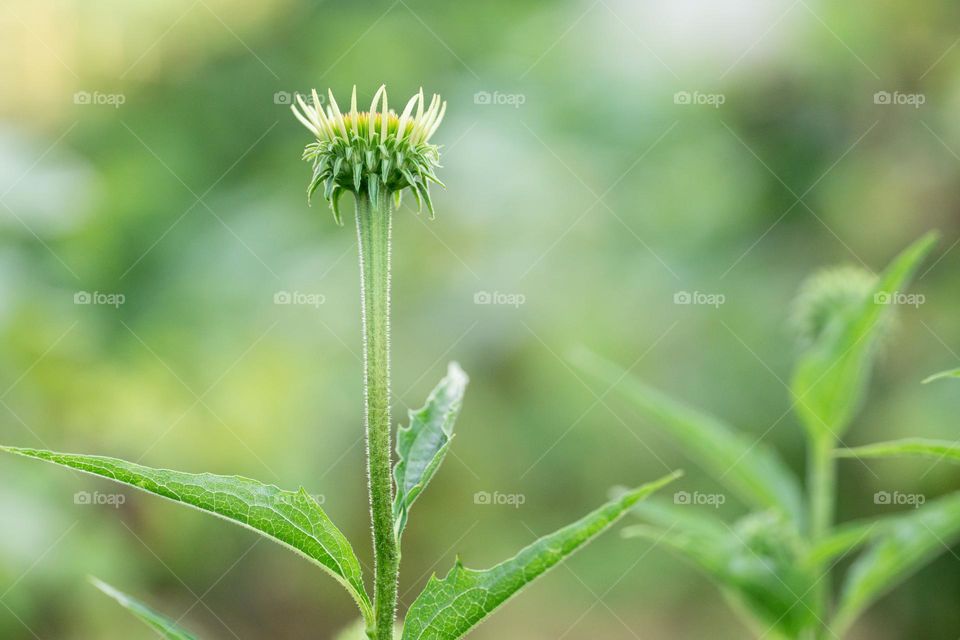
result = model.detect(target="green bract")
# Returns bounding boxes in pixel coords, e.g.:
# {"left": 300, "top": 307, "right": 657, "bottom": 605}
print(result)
{"left": 292, "top": 85, "right": 446, "bottom": 223}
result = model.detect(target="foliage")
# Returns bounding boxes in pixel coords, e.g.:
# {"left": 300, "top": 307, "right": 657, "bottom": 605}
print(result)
{"left": 578, "top": 234, "right": 960, "bottom": 639}
{"left": 0, "top": 87, "right": 678, "bottom": 639}
{"left": 90, "top": 578, "right": 200, "bottom": 640}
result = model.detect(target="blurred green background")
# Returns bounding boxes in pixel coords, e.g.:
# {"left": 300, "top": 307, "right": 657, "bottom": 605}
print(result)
{"left": 1, "top": 0, "right": 959, "bottom": 638}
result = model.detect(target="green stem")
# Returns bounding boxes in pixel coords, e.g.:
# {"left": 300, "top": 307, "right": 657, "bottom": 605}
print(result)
{"left": 356, "top": 190, "right": 398, "bottom": 640}
{"left": 808, "top": 435, "right": 835, "bottom": 639}
{"left": 809, "top": 436, "right": 835, "bottom": 542}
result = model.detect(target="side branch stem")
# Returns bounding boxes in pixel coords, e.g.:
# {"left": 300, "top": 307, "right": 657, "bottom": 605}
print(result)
{"left": 808, "top": 434, "right": 836, "bottom": 639}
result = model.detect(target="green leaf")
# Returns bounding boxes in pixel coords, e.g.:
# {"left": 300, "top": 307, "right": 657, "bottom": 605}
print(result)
{"left": 630, "top": 497, "right": 728, "bottom": 538}
{"left": 572, "top": 350, "right": 804, "bottom": 525}
{"left": 806, "top": 518, "right": 887, "bottom": 566}
{"left": 836, "top": 438, "right": 960, "bottom": 464}
{"left": 806, "top": 505, "right": 951, "bottom": 566}
{"left": 624, "top": 511, "right": 818, "bottom": 639}
{"left": 401, "top": 471, "right": 682, "bottom": 640}
{"left": 393, "top": 362, "right": 468, "bottom": 540}
{"left": 791, "top": 233, "right": 938, "bottom": 439}
{"left": 1, "top": 446, "right": 372, "bottom": 623}
{"left": 923, "top": 368, "right": 960, "bottom": 384}
{"left": 834, "top": 492, "right": 960, "bottom": 635}
{"left": 91, "top": 577, "right": 200, "bottom": 640}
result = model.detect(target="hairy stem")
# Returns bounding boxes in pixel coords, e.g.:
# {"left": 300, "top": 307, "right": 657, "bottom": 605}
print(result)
{"left": 808, "top": 434, "right": 835, "bottom": 638}
{"left": 356, "top": 190, "right": 398, "bottom": 640}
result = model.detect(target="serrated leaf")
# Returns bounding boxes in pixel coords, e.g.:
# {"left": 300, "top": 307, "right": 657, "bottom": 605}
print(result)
{"left": 1, "top": 446, "right": 372, "bottom": 623}
{"left": 791, "top": 233, "right": 938, "bottom": 439}
{"left": 836, "top": 438, "right": 960, "bottom": 463}
{"left": 401, "top": 471, "right": 682, "bottom": 640}
{"left": 393, "top": 362, "right": 468, "bottom": 540}
{"left": 833, "top": 492, "right": 960, "bottom": 635}
{"left": 624, "top": 511, "right": 818, "bottom": 639}
{"left": 91, "top": 577, "right": 200, "bottom": 640}
{"left": 923, "top": 367, "right": 960, "bottom": 384}
{"left": 572, "top": 350, "right": 804, "bottom": 525}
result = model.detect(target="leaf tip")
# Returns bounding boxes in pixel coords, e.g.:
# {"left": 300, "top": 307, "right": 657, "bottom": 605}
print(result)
{"left": 922, "top": 368, "right": 960, "bottom": 384}
{"left": 897, "top": 230, "right": 939, "bottom": 270}
{"left": 88, "top": 576, "right": 125, "bottom": 603}
{"left": 620, "top": 470, "right": 684, "bottom": 507}
{"left": 0, "top": 445, "right": 34, "bottom": 459}
{"left": 446, "top": 361, "right": 469, "bottom": 385}
{"left": 914, "top": 229, "right": 941, "bottom": 251}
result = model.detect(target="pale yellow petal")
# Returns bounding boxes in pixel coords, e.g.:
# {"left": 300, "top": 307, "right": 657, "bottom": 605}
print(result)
{"left": 349, "top": 85, "right": 359, "bottom": 136}
{"left": 368, "top": 85, "right": 386, "bottom": 140}
{"left": 290, "top": 102, "right": 320, "bottom": 138}
{"left": 425, "top": 100, "right": 447, "bottom": 141}
{"left": 327, "top": 89, "right": 348, "bottom": 138}
{"left": 397, "top": 93, "right": 420, "bottom": 140}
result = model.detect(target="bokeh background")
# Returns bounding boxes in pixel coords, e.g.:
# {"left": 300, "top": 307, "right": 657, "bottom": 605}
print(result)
{"left": 1, "top": 0, "right": 959, "bottom": 638}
